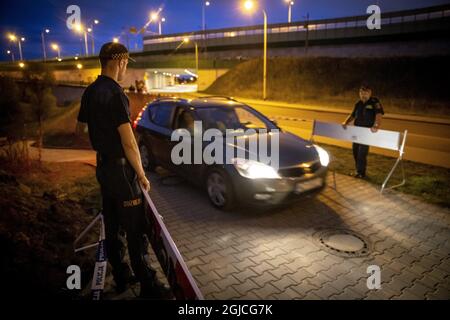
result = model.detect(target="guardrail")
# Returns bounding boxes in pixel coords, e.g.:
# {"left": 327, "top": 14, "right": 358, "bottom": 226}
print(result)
{"left": 144, "top": 4, "right": 450, "bottom": 46}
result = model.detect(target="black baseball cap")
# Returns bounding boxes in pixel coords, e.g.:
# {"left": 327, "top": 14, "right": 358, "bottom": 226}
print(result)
{"left": 360, "top": 82, "right": 372, "bottom": 91}
{"left": 99, "top": 42, "right": 136, "bottom": 62}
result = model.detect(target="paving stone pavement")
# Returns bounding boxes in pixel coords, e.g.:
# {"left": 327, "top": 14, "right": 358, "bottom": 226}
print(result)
{"left": 99, "top": 170, "right": 450, "bottom": 300}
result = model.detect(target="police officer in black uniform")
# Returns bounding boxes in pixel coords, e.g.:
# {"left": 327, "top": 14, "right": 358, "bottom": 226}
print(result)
{"left": 76, "top": 42, "right": 169, "bottom": 298}
{"left": 342, "top": 84, "right": 384, "bottom": 178}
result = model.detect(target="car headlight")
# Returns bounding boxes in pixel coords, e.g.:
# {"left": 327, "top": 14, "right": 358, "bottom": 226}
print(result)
{"left": 231, "top": 158, "right": 280, "bottom": 179}
{"left": 314, "top": 145, "right": 330, "bottom": 167}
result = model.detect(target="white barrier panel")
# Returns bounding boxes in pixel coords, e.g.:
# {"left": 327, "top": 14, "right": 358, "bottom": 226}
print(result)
{"left": 311, "top": 120, "right": 407, "bottom": 193}
{"left": 313, "top": 121, "right": 401, "bottom": 151}
{"left": 142, "top": 189, "right": 204, "bottom": 300}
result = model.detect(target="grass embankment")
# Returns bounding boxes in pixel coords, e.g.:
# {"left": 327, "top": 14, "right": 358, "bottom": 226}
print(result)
{"left": 41, "top": 91, "right": 156, "bottom": 149}
{"left": 324, "top": 144, "right": 450, "bottom": 207}
{"left": 205, "top": 56, "right": 450, "bottom": 117}
{"left": 0, "top": 161, "right": 101, "bottom": 298}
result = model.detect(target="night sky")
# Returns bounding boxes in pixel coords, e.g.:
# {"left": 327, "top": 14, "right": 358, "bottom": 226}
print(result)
{"left": 0, "top": 0, "right": 449, "bottom": 61}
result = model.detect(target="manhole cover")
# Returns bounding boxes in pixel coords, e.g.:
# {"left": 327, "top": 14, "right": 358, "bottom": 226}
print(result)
{"left": 314, "top": 229, "right": 370, "bottom": 258}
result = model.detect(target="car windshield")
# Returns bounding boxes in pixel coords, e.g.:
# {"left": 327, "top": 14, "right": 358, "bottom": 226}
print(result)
{"left": 195, "top": 106, "right": 274, "bottom": 132}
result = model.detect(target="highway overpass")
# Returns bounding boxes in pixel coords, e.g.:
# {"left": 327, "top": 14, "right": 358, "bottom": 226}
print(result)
{"left": 141, "top": 4, "right": 450, "bottom": 59}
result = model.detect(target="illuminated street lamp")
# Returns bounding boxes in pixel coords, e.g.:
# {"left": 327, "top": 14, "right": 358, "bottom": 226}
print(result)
{"left": 76, "top": 63, "right": 83, "bottom": 69}
{"left": 158, "top": 17, "right": 166, "bottom": 35}
{"left": 150, "top": 11, "right": 159, "bottom": 21}
{"left": 183, "top": 37, "right": 199, "bottom": 80}
{"left": 41, "top": 28, "right": 50, "bottom": 60}
{"left": 285, "top": 0, "right": 294, "bottom": 23}
{"left": 202, "top": 1, "right": 211, "bottom": 32}
{"left": 145, "top": 8, "right": 163, "bottom": 34}
{"left": 6, "top": 50, "right": 15, "bottom": 62}
{"left": 242, "top": 0, "right": 268, "bottom": 100}
{"left": 113, "top": 37, "right": 119, "bottom": 43}
{"left": 74, "top": 24, "right": 89, "bottom": 56}
{"left": 51, "top": 43, "right": 61, "bottom": 59}
{"left": 149, "top": 9, "right": 165, "bottom": 35}
{"left": 87, "top": 19, "right": 99, "bottom": 54}
{"left": 19, "top": 62, "right": 25, "bottom": 68}
{"left": 8, "top": 34, "right": 24, "bottom": 61}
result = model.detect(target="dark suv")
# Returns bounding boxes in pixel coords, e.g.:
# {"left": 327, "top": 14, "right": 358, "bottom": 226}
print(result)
{"left": 134, "top": 97, "right": 329, "bottom": 210}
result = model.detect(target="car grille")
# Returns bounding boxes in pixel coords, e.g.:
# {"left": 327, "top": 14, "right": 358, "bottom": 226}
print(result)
{"left": 278, "top": 160, "right": 321, "bottom": 178}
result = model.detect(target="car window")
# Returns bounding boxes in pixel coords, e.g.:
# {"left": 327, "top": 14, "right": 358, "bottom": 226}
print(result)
{"left": 235, "top": 107, "right": 267, "bottom": 129}
{"left": 196, "top": 106, "right": 270, "bottom": 131}
{"left": 150, "top": 102, "right": 176, "bottom": 128}
{"left": 173, "top": 108, "right": 195, "bottom": 130}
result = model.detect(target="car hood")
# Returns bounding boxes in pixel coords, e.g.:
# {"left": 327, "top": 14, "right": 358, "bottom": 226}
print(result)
{"left": 225, "top": 131, "right": 319, "bottom": 168}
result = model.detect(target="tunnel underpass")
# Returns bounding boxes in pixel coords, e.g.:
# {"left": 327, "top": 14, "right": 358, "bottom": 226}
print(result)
{"left": 145, "top": 68, "right": 198, "bottom": 93}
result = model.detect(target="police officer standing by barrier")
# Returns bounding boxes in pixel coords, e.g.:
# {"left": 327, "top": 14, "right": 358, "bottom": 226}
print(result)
{"left": 342, "top": 84, "right": 384, "bottom": 178}
{"left": 76, "top": 42, "right": 170, "bottom": 299}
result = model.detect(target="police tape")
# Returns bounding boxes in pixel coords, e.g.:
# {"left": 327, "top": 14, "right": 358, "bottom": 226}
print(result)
{"left": 73, "top": 212, "right": 107, "bottom": 300}
{"left": 273, "top": 115, "right": 312, "bottom": 123}
{"left": 141, "top": 187, "right": 204, "bottom": 300}
{"left": 73, "top": 191, "right": 204, "bottom": 300}
{"left": 90, "top": 214, "right": 107, "bottom": 300}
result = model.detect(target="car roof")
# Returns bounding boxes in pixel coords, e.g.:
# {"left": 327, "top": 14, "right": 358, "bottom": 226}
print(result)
{"left": 189, "top": 98, "right": 247, "bottom": 109}
{"left": 150, "top": 97, "right": 248, "bottom": 109}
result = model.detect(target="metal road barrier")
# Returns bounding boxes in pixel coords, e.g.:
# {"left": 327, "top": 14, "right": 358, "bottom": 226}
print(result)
{"left": 311, "top": 120, "right": 407, "bottom": 193}
{"left": 141, "top": 188, "right": 204, "bottom": 300}
{"left": 73, "top": 191, "right": 204, "bottom": 300}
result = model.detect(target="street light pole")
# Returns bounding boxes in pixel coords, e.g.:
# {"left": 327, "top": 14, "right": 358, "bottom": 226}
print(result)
{"left": 51, "top": 44, "right": 61, "bottom": 59}
{"left": 243, "top": 1, "right": 268, "bottom": 100}
{"left": 7, "top": 50, "right": 15, "bottom": 62}
{"left": 288, "top": 4, "right": 291, "bottom": 23}
{"left": 84, "top": 31, "right": 89, "bottom": 56}
{"left": 287, "top": 1, "right": 294, "bottom": 23}
{"left": 18, "top": 39, "right": 23, "bottom": 61}
{"left": 41, "top": 29, "right": 49, "bottom": 60}
{"left": 92, "top": 20, "right": 99, "bottom": 55}
{"left": 195, "top": 42, "right": 199, "bottom": 75}
{"left": 263, "top": 10, "right": 267, "bottom": 100}
{"left": 183, "top": 38, "right": 200, "bottom": 85}
{"left": 7, "top": 34, "right": 23, "bottom": 61}
{"left": 158, "top": 17, "right": 165, "bottom": 35}
{"left": 202, "top": 1, "right": 211, "bottom": 31}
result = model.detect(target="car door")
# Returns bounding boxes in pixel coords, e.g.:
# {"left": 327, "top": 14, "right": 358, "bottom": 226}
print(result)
{"left": 170, "top": 106, "right": 201, "bottom": 181}
{"left": 148, "top": 102, "right": 177, "bottom": 168}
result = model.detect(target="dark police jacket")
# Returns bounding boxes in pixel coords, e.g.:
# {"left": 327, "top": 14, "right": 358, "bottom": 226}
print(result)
{"left": 77, "top": 75, "right": 131, "bottom": 158}
{"left": 351, "top": 97, "right": 384, "bottom": 128}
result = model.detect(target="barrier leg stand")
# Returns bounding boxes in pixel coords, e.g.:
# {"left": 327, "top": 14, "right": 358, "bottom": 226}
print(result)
{"left": 381, "top": 156, "right": 406, "bottom": 193}
{"left": 380, "top": 130, "right": 407, "bottom": 194}
{"left": 332, "top": 169, "right": 337, "bottom": 191}
{"left": 73, "top": 212, "right": 108, "bottom": 300}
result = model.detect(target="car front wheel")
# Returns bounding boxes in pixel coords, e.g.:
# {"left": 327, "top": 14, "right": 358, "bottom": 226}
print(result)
{"left": 206, "top": 168, "right": 236, "bottom": 211}
{"left": 139, "top": 142, "right": 156, "bottom": 172}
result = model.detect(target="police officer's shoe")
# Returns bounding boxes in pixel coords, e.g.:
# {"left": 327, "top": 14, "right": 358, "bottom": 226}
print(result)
{"left": 113, "top": 265, "right": 137, "bottom": 294}
{"left": 139, "top": 279, "right": 173, "bottom": 300}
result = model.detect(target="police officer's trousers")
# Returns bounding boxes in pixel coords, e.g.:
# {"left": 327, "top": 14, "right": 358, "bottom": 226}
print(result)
{"left": 96, "top": 156, "right": 156, "bottom": 289}
{"left": 352, "top": 143, "right": 370, "bottom": 176}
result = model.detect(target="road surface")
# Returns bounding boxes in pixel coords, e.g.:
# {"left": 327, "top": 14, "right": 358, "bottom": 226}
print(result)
{"left": 182, "top": 94, "right": 450, "bottom": 168}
